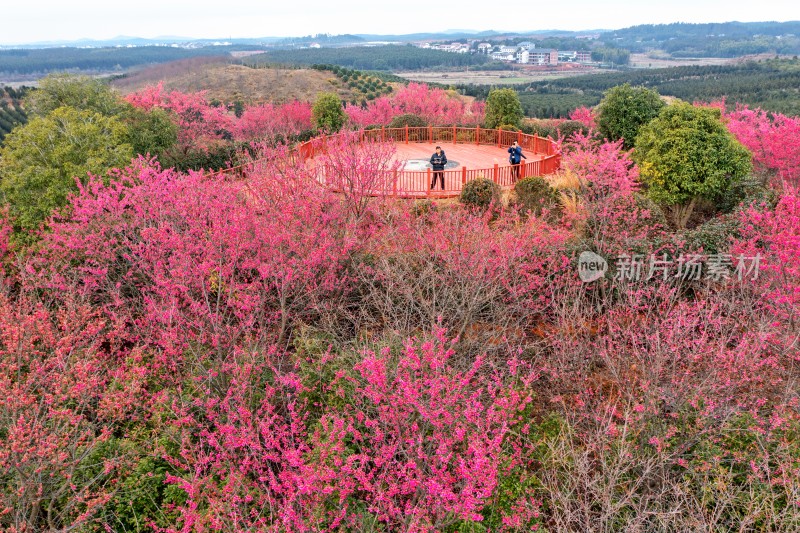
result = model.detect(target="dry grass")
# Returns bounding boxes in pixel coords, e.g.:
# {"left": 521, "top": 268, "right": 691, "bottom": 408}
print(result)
{"left": 558, "top": 190, "right": 584, "bottom": 218}
{"left": 547, "top": 169, "right": 586, "bottom": 228}
{"left": 548, "top": 169, "right": 584, "bottom": 192}
{"left": 111, "top": 57, "right": 378, "bottom": 104}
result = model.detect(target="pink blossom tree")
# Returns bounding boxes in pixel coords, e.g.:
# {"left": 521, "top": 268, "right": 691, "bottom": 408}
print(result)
{"left": 126, "top": 83, "right": 235, "bottom": 157}
{"left": 722, "top": 104, "right": 800, "bottom": 187}
{"left": 310, "top": 130, "right": 401, "bottom": 221}
{"left": 0, "top": 292, "right": 127, "bottom": 532}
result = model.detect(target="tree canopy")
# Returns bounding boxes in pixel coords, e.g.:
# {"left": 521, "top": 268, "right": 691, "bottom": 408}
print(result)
{"left": 597, "top": 83, "right": 665, "bottom": 150}
{"left": 634, "top": 102, "right": 752, "bottom": 228}
{"left": 312, "top": 92, "right": 346, "bottom": 132}
{"left": 0, "top": 106, "right": 133, "bottom": 237}
{"left": 25, "top": 73, "right": 130, "bottom": 117}
{"left": 484, "top": 88, "right": 524, "bottom": 129}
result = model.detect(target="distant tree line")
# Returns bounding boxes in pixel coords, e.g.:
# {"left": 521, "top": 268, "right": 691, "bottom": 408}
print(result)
{"left": 590, "top": 47, "right": 630, "bottom": 65}
{"left": 0, "top": 45, "right": 264, "bottom": 76}
{"left": 247, "top": 45, "right": 489, "bottom": 71}
{"left": 276, "top": 34, "right": 366, "bottom": 46}
{"left": 453, "top": 58, "right": 800, "bottom": 118}
{"left": 602, "top": 21, "right": 800, "bottom": 56}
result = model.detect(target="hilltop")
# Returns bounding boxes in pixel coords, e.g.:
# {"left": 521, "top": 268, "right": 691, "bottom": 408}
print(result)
{"left": 111, "top": 57, "right": 387, "bottom": 104}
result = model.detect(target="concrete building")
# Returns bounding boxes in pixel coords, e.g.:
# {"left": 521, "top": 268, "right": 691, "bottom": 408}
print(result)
{"left": 558, "top": 50, "right": 592, "bottom": 62}
{"left": 528, "top": 48, "right": 558, "bottom": 65}
{"left": 558, "top": 50, "right": 577, "bottom": 62}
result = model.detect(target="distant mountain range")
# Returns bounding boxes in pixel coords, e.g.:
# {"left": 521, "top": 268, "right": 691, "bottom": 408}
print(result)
{"left": 0, "top": 36, "right": 283, "bottom": 49}
{"left": 1, "top": 29, "right": 602, "bottom": 49}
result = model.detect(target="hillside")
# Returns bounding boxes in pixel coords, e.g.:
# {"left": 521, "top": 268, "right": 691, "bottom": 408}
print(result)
{"left": 603, "top": 21, "right": 800, "bottom": 56}
{"left": 111, "top": 58, "right": 400, "bottom": 104}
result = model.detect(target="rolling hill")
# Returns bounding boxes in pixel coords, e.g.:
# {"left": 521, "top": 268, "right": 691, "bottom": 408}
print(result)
{"left": 111, "top": 57, "right": 365, "bottom": 104}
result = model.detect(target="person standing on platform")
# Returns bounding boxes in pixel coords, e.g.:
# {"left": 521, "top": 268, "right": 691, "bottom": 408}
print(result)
{"left": 508, "top": 140, "right": 527, "bottom": 181}
{"left": 430, "top": 146, "right": 447, "bottom": 190}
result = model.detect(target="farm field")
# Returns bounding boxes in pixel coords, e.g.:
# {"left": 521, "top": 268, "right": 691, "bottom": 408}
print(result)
{"left": 627, "top": 53, "right": 738, "bottom": 68}
{"left": 398, "top": 65, "right": 612, "bottom": 85}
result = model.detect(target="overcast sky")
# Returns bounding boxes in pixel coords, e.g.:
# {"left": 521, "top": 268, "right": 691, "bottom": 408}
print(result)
{"left": 3, "top": 0, "right": 800, "bottom": 44}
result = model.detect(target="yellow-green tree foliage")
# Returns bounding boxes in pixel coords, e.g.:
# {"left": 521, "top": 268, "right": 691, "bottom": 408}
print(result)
{"left": 0, "top": 107, "right": 133, "bottom": 236}
{"left": 312, "top": 92, "right": 346, "bottom": 132}
{"left": 634, "top": 102, "right": 752, "bottom": 228}
{"left": 485, "top": 88, "right": 524, "bottom": 129}
{"left": 597, "top": 83, "right": 665, "bottom": 150}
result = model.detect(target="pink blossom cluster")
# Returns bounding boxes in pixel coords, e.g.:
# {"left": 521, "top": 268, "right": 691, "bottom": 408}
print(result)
{"left": 697, "top": 99, "right": 800, "bottom": 187}
{"left": 126, "top": 82, "right": 485, "bottom": 154}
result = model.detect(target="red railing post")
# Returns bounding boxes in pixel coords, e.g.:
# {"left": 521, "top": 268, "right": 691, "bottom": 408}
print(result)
{"left": 428, "top": 125, "right": 433, "bottom": 142}
{"left": 493, "top": 163, "right": 499, "bottom": 183}
{"left": 405, "top": 125, "right": 409, "bottom": 144}
{"left": 475, "top": 125, "right": 480, "bottom": 145}
{"left": 427, "top": 168, "right": 432, "bottom": 197}
{"left": 453, "top": 125, "right": 457, "bottom": 144}
{"left": 496, "top": 128, "right": 501, "bottom": 147}
{"left": 381, "top": 126, "right": 385, "bottom": 142}
{"left": 393, "top": 168, "right": 398, "bottom": 197}
{"left": 462, "top": 166, "right": 467, "bottom": 186}
{"left": 517, "top": 130, "right": 522, "bottom": 145}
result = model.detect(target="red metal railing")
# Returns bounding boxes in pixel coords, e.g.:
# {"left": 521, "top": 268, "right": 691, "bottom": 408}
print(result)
{"left": 212, "top": 127, "right": 561, "bottom": 199}
{"left": 296, "top": 127, "right": 561, "bottom": 198}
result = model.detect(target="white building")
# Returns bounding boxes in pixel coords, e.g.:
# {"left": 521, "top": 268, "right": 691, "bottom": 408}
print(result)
{"left": 491, "top": 51, "right": 515, "bottom": 62}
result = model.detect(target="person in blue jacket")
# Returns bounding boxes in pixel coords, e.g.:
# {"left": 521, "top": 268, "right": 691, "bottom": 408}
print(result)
{"left": 507, "top": 140, "right": 527, "bottom": 180}
{"left": 430, "top": 146, "right": 447, "bottom": 190}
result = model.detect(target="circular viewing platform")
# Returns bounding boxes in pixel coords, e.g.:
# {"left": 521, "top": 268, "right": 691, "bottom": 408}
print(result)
{"left": 298, "top": 126, "right": 561, "bottom": 199}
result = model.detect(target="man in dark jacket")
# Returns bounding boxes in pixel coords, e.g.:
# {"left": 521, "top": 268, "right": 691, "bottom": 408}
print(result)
{"left": 430, "top": 146, "right": 447, "bottom": 190}
{"left": 507, "top": 141, "right": 527, "bottom": 181}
